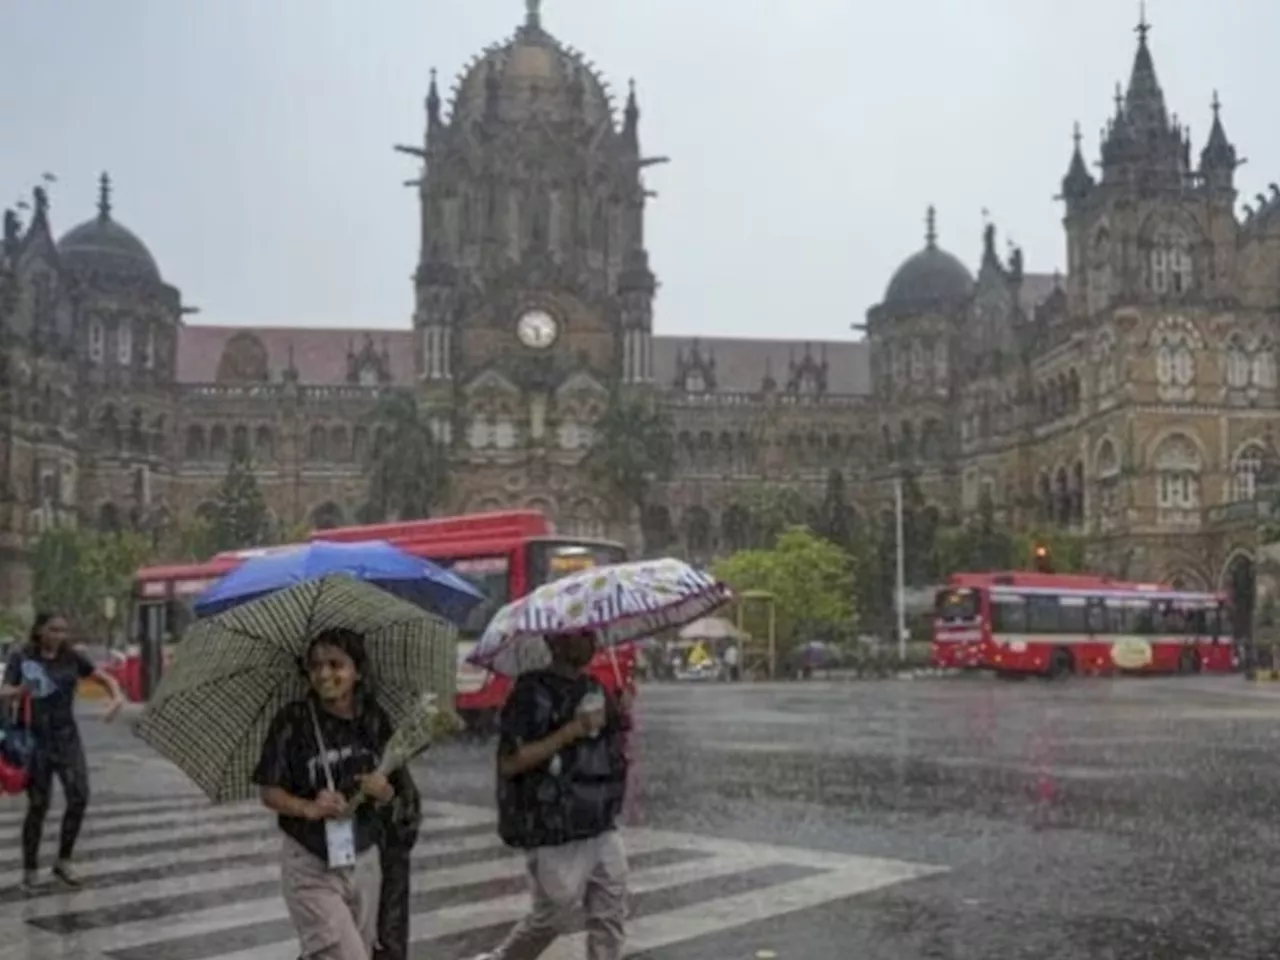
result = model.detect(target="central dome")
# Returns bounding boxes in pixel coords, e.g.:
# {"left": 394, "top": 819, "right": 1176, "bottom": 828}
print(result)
{"left": 451, "top": 3, "right": 613, "bottom": 127}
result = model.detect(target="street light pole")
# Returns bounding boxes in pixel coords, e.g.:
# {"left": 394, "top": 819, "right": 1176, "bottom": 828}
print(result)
{"left": 894, "top": 474, "right": 907, "bottom": 662}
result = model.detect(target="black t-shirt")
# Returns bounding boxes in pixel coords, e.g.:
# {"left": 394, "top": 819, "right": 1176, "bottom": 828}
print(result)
{"left": 496, "top": 669, "right": 628, "bottom": 850}
{"left": 3, "top": 646, "right": 96, "bottom": 741}
{"left": 252, "top": 696, "right": 391, "bottom": 862}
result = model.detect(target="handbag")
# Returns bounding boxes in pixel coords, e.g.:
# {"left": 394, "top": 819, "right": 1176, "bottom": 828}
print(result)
{"left": 0, "top": 693, "right": 33, "bottom": 795}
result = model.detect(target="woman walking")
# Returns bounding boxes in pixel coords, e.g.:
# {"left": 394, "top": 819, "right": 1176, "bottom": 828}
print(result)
{"left": 254, "top": 627, "right": 406, "bottom": 960}
{"left": 0, "top": 612, "right": 124, "bottom": 892}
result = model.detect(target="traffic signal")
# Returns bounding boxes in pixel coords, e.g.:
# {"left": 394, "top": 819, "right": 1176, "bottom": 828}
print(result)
{"left": 1033, "top": 543, "right": 1054, "bottom": 573}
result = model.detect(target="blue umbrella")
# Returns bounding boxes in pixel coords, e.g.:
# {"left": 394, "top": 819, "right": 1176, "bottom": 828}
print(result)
{"left": 192, "top": 540, "right": 485, "bottom": 625}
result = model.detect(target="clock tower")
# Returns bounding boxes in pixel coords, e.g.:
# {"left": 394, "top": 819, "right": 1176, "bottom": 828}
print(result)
{"left": 401, "top": 1, "right": 658, "bottom": 535}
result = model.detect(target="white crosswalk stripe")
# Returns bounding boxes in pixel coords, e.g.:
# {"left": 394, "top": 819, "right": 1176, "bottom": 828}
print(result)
{"left": 0, "top": 796, "right": 946, "bottom": 960}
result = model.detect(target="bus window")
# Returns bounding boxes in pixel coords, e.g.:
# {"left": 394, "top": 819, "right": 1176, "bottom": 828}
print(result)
{"left": 935, "top": 588, "right": 979, "bottom": 623}
{"left": 447, "top": 556, "right": 512, "bottom": 638}
{"left": 1085, "top": 598, "right": 1108, "bottom": 634}
{"left": 1059, "top": 597, "right": 1088, "bottom": 633}
{"left": 1026, "top": 596, "right": 1060, "bottom": 633}
{"left": 991, "top": 594, "right": 1027, "bottom": 633}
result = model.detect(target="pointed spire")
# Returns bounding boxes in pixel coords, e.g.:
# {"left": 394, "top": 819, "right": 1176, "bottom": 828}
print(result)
{"left": 1200, "top": 88, "right": 1238, "bottom": 179}
{"left": 1125, "top": 3, "right": 1168, "bottom": 131}
{"left": 1062, "top": 121, "right": 1096, "bottom": 205}
{"left": 97, "top": 172, "right": 112, "bottom": 220}
{"left": 925, "top": 205, "right": 937, "bottom": 249}
{"left": 624, "top": 78, "right": 639, "bottom": 130}
{"left": 426, "top": 68, "right": 441, "bottom": 125}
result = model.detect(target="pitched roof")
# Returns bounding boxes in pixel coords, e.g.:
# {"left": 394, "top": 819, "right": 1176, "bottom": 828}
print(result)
{"left": 176, "top": 325, "right": 415, "bottom": 384}
{"left": 176, "top": 324, "right": 872, "bottom": 394}
{"left": 653, "top": 335, "right": 870, "bottom": 395}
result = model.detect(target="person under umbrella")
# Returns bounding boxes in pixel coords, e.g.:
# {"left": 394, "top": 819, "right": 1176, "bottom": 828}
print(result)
{"left": 136, "top": 577, "right": 457, "bottom": 960}
{"left": 466, "top": 557, "right": 731, "bottom": 959}
{"left": 254, "top": 627, "right": 403, "bottom": 960}
{"left": 480, "top": 629, "right": 632, "bottom": 960}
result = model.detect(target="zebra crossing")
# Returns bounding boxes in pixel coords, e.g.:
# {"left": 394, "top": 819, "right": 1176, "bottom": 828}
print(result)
{"left": 0, "top": 795, "right": 945, "bottom": 960}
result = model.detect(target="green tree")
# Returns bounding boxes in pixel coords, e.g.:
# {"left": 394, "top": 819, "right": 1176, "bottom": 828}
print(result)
{"left": 363, "top": 392, "right": 450, "bottom": 522}
{"left": 735, "top": 484, "right": 816, "bottom": 549}
{"left": 712, "top": 526, "right": 856, "bottom": 654}
{"left": 30, "top": 525, "right": 151, "bottom": 641}
{"left": 208, "top": 449, "right": 272, "bottom": 553}
{"left": 588, "top": 396, "right": 673, "bottom": 539}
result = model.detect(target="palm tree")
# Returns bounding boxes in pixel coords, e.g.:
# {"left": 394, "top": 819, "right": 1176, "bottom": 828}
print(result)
{"left": 588, "top": 396, "right": 673, "bottom": 544}
{"left": 363, "top": 391, "right": 450, "bottom": 522}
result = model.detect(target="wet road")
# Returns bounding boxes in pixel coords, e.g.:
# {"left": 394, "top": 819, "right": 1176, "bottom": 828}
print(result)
{"left": 8, "top": 676, "right": 1280, "bottom": 959}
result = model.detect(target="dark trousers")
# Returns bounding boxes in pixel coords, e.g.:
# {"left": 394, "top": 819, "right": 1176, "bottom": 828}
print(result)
{"left": 22, "top": 736, "right": 90, "bottom": 872}
{"left": 374, "top": 845, "right": 413, "bottom": 960}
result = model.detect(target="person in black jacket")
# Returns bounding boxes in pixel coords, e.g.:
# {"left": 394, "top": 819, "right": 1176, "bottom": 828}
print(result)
{"left": 480, "top": 630, "right": 632, "bottom": 960}
{"left": 373, "top": 766, "right": 421, "bottom": 960}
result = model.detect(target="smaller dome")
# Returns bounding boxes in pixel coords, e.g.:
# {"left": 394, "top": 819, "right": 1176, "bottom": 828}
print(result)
{"left": 56, "top": 175, "right": 161, "bottom": 281}
{"left": 882, "top": 207, "right": 974, "bottom": 309}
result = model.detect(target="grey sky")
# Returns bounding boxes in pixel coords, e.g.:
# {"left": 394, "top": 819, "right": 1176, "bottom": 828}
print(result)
{"left": 3, "top": 1, "right": 1277, "bottom": 339}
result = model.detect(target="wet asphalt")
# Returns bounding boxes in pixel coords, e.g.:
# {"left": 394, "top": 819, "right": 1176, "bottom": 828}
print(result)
{"left": 76, "top": 675, "right": 1280, "bottom": 959}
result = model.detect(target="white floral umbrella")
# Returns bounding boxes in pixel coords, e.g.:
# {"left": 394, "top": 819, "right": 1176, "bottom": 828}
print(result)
{"left": 467, "top": 557, "right": 732, "bottom": 677}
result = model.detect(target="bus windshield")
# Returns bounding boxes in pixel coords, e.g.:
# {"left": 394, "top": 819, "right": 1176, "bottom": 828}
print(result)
{"left": 935, "top": 587, "right": 980, "bottom": 623}
{"left": 527, "top": 540, "right": 627, "bottom": 589}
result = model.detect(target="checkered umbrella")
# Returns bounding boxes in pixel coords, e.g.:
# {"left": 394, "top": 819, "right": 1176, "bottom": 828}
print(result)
{"left": 134, "top": 574, "right": 457, "bottom": 804}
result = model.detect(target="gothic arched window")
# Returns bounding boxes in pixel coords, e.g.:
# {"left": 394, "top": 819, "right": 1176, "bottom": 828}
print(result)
{"left": 1226, "top": 334, "right": 1250, "bottom": 389}
{"left": 1232, "top": 443, "right": 1265, "bottom": 503}
{"left": 1153, "top": 433, "right": 1201, "bottom": 510}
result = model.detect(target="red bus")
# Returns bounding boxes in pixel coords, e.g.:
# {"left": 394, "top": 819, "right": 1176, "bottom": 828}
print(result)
{"left": 128, "top": 511, "right": 637, "bottom": 729}
{"left": 933, "top": 571, "right": 1235, "bottom": 678}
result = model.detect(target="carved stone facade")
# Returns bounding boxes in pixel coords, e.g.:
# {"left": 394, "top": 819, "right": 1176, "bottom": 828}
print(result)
{"left": 0, "top": 9, "right": 1273, "bottom": 603}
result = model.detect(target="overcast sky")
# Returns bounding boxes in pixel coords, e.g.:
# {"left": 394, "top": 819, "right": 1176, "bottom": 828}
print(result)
{"left": 3, "top": 1, "right": 1277, "bottom": 340}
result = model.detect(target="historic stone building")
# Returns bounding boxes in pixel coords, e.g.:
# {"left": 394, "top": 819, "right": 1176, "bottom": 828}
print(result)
{"left": 0, "top": 6, "right": 1272, "bottom": 603}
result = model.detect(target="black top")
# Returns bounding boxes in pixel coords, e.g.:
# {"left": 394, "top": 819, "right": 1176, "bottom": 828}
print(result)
{"left": 252, "top": 696, "right": 395, "bottom": 862}
{"left": 3, "top": 646, "right": 96, "bottom": 742}
{"left": 496, "top": 669, "right": 629, "bottom": 850}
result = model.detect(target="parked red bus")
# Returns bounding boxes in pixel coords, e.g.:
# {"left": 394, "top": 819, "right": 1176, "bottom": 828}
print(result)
{"left": 932, "top": 571, "right": 1235, "bottom": 677}
{"left": 127, "top": 511, "right": 637, "bottom": 729}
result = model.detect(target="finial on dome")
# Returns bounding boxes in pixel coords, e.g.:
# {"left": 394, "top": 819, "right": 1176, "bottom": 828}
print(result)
{"left": 525, "top": 0, "right": 542, "bottom": 29}
{"left": 1135, "top": 0, "right": 1150, "bottom": 43}
{"left": 925, "top": 205, "right": 937, "bottom": 249}
{"left": 98, "top": 172, "right": 112, "bottom": 220}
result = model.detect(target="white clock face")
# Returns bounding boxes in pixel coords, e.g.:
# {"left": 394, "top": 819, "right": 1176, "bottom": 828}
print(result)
{"left": 517, "top": 309, "right": 558, "bottom": 349}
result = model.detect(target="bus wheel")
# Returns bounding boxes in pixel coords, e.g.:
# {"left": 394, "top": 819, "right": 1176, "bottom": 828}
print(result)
{"left": 1046, "top": 648, "right": 1075, "bottom": 680}
{"left": 1178, "top": 649, "right": 1201, "bottom": 675}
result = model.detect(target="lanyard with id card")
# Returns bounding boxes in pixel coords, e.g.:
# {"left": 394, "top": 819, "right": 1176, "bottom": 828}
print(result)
{"left": 308, "top": 702, "right": 358, "bottom": 870}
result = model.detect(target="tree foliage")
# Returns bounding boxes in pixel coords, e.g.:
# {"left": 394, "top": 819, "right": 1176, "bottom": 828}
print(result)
{"left": 589, "top": 396, "right": 673, "bottom": 528}
{"left": 712, "top": 526, "right": 856, "bottom": 653}
{"left": 363, "top": 392, "right": 450, "bottom": 522}
{"left": 208, "top": 449, "right": 272, "bottom": 553}
{"left": 31, "top": 525, "right": 151, "bottom": 640}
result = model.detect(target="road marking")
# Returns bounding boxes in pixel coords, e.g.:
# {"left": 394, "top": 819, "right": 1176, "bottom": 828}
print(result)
{"left": 0, "top": 796, "right": 946, "bottom": 960}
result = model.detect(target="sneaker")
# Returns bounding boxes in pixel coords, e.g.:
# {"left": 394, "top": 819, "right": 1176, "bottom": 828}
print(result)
{"left": 52, "top": 861, "right": 82, "bottom": 887}
{"left": 19, "top": 870, "right": 40, "bottom": 895}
